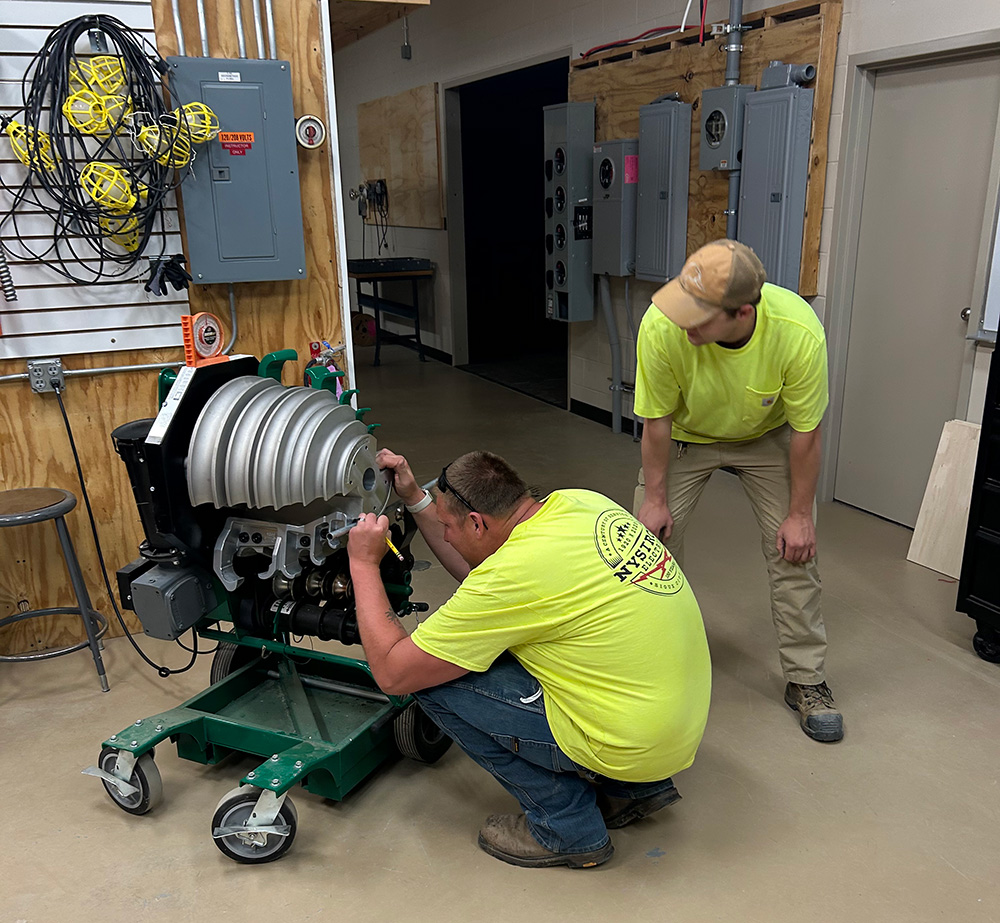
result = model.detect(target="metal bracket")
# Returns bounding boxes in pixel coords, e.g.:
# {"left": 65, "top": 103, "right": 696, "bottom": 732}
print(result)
{"left": 81, "top": 765, "right": 141, "bottom": 798}
{"left": 722, "top": 42, "right": 745, "bottom": 53}
{"left": 212, "top": 824, "right": 291, "bottom": 841}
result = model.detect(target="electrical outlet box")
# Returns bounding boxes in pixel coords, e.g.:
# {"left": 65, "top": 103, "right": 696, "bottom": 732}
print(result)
{"left": 592, "top": 139, "right": 638, "bottom": 277}
{"left": 166, "top": 56, "right": 307, "bottom": 284}
{"left": 699, "top": 85, "right": 753, "bottom": 171}
{"left": 27, "top": 357, "right": 65, "bottom": 393}
{"left": 543, "top": 101, "right": 595, "bottom": 323}
{"left": 635, "top": 98, "right": 692, "bottom": 283}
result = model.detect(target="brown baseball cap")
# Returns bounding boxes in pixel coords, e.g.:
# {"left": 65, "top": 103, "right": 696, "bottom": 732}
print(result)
{"left": 651, "top": 239, "right": 767, "bottom": 328}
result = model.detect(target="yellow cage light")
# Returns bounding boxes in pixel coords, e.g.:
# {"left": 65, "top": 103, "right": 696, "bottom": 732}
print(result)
{"left": 5, "top": 120, "right": 58, "bottom": 172}
{"left": 62, "top": 89, "right": 108, "bottom": 135}
{"left": 99, "top": 212, "right": 141, "bottom": 251}
{"left": 173, "top": 101, "right": 220, "bottom": 143}
{"left": 80, "top": 161, "right": 136, "bottom": 212}
{"left": 137, "top": 124, "right": 192, "bottom": 169}
{"left": 101, "top": 94, "right": 134, "bottom": 134}
{"left": 88, "top": 55, "right": 127, "bottom": 95}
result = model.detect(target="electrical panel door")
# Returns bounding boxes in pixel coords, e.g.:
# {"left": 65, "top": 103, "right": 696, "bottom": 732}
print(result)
{"left": 543, "top": 102, "right": 594, "bottom": 322}
{"left": 635, "top": 98, "right": 692, "bottom": 283}
{"left": 737, "top": 85, "right": 814, "bottom": 291}
{"left": 167, "top": 57, "right": 307, "bottom": 284}
{"left": 592, "top": 139, "right": 638, "bottom": 277}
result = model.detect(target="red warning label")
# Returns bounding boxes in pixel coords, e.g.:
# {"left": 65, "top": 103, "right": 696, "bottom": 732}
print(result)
{"left": 219, "top": 132, "right": 255, "bottom": 156}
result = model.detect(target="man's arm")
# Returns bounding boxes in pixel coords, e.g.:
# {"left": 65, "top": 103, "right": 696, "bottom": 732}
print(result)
{"left": 349, "top": 515, "right": 468, "bottom": 695}
{"left": 776, "top": 425, "right": 821, "bottom": 563}
{"left": 377, "top": 449, "right": 470, "bottom": 582}
{"left": 637, "top": 414, "right": 674, "bottom": 542}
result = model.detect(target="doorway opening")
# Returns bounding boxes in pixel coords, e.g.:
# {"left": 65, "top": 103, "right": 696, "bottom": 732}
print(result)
{"left": 456, "top": 57, "right": 569, "bottom": 407}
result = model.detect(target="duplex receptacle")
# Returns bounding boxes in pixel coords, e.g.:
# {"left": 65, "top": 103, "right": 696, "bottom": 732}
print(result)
{"left": 26, "top": 357, "right": 66, "bottom": 394}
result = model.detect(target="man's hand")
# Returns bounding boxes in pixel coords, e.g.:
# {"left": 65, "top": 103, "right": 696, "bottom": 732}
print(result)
{"left": 776, "top": 513, "right": 816, "bottom": 563}
{"left": 376, "top": 448, "right": 423, "bottom": 506}
{"left": 348, "top": 512, "right": 390, "bottom": 569}
{"left": 638, "top": 498, "right": 674, "bottom": 543}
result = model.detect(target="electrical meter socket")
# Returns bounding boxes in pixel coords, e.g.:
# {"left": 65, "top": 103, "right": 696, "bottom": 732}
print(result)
{"left": 699, "top": 85, "right": 753, "bottom": 171}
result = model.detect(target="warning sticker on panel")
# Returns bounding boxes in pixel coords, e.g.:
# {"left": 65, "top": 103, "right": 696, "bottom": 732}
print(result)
{"left": 218, "top": 71, "right": 241, "bottom": 82}
{"left": 219, "top": 132, "right": 255, "bottom": 156}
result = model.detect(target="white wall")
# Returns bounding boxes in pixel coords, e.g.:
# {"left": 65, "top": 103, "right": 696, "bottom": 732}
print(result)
{"left": 333, "top": 0, "right": 998, "bottom": 416}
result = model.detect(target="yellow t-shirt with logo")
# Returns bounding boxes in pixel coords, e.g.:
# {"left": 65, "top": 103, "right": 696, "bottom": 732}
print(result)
{"left": 410, "top": 489, "right": 711, "bottom": 782}
{"left": 634, "top": 282, "right": 829, "bottom": 443}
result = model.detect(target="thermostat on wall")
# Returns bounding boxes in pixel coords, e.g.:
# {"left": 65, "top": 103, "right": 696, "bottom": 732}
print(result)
{"left": 295, "top": 114, "right": 327, "bottom": 148}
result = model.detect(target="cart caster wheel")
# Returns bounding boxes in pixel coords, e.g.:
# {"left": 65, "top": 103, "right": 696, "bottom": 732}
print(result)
{"left": 973, "top": 631, "right": 1000, "bottom": 663}
{"left": 210, "top": 642, "right": 268, "bottom": 684}
{"left": 211, "top": 787, "right": 298, "bottom": 864}
{"left": 98, "top": 746, "right": 163, "bottom": 816}
{"left": 394, "top": 701, "right": 453, "bottom": 763}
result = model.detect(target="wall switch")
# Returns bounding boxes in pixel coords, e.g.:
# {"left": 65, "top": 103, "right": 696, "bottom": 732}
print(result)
{"left": 27, "top": 357, "right": 65, "bottom": 394}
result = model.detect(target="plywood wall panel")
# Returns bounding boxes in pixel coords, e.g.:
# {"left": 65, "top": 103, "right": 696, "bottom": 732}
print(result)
{"left": 357, "top": 83, "right": 444, "bottom": 229}
{"left": 569, "top": 0, "right": 842, "bottom": 296}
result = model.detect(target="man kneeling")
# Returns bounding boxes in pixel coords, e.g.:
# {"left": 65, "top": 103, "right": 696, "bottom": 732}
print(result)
{"left": 346, "top": 449, "right": 711, "bottom": 868}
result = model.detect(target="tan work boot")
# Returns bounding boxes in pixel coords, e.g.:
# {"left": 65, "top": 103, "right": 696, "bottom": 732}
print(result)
{"left": 784, "top": 681, "right": 844, "bottom": 742}
{"left": 477, "top": 814, "right": 614, "bottom": 869}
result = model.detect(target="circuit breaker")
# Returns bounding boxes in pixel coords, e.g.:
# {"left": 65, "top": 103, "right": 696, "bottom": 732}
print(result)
{"left": 737, "top": 67, "right": 815, "bottom": 290}
{"left": 592, "top": 139, "right": 638, "bottom": 277}
{"left": 699, "top": 84, "right": 753, "bottom": 171}
{"left": 635, "top": 97, "right": 692, "bottom": 283}
{"left": 167, "top": 57, "right": 307, "bottom": 284}
{"left": 543, "top": 101, "right": 595, "bottom": 322}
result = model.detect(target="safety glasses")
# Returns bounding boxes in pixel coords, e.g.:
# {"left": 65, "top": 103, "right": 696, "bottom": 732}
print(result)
{"left": 438, "top": 463, "right": 488, "bottom": 530}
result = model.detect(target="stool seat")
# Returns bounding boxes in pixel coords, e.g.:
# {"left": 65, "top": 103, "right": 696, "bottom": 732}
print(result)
{"left": 0, "top": 487, "right": 76, "bottom": 524}
{"left": 0, "top": 486, "right": 108, "bottom": 690}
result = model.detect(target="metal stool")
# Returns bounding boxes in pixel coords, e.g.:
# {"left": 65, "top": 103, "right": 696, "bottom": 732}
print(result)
{"left": 0, "top": 488, "right": 109, "bottom": 691}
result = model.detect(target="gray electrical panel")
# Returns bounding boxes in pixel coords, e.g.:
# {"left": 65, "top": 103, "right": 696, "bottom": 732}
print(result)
{"left": 592, "top": 139, "right": 638, "bottom": 277}
{"left": 167, "top": 57, "right": 307, "bottom": 284}
{"left": 635, "top": 98, "right": 692, "bottom": 283}
{"left": 544, "top": 102, "right": 594, "bottom": 322}
{"left": 699, "top": 84, "right": 753, "bottom": 171}
{"left": 737, "top": 84, "right": 815, "bottom": 291}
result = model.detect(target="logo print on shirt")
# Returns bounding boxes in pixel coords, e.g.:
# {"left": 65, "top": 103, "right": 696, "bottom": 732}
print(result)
{"left": 594, "top": 510, "right": 685, "bottom": 596}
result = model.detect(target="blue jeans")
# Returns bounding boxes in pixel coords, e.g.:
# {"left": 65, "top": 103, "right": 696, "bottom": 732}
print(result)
{"left": 414, "top": 655, "right": 678, "bottom": 854}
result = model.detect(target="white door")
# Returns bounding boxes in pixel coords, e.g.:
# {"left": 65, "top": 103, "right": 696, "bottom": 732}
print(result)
{"left": 834, "top": 55, "right": 1000, "bottom": 527}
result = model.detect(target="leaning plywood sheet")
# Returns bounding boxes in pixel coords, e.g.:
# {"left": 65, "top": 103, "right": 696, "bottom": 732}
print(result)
{"left": 570, "top": 0, "right": 842, "bottom": 296}
{"left": 358, "top": 83, "right": 443, "bottom": 229}
{"left": 908, "top": 420, "right": 982, "bottom": 578}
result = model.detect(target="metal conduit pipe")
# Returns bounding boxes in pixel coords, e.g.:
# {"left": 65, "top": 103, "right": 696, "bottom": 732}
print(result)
{"left": 171, "top": 0, "right": 186, "bottom": 56}
{"left": 195, "top": 0, "right": 210, "bottom": 56}
{"left": 264, "top": 0, "right": 278, "bottom": 59}
{"left": 233, "top": 0, "right": 248, "bottom": 58}
{"left": 725, "top": 0, "right": 744, "bottom": 239}
{"left": 624, "top": 276, "right": 640, "bottom": 442}
{"left": 600, "top": 274, "right": 623, "bottom": 435}
{"left": 251, "top": 0, "right": 266, "bottom": 58}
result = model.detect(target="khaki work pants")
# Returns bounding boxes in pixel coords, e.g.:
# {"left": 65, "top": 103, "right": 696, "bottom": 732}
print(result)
{"left": 634, "top": 424, "right": 826, "bottom": 685}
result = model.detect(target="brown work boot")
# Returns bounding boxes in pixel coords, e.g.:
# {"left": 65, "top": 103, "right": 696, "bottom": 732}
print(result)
{"left": 477, "top": 814, "right": 614, "bottom": 869}
{"left": 784, "top": 681, "right": 844, "bottom": 742}
{"left": 598, "top": 780, "right": 682, "bottom": 829}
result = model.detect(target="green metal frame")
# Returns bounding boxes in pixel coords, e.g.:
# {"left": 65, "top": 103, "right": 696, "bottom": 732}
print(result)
{"left": 103, "top": 646, "right": 410, "bottom": 801}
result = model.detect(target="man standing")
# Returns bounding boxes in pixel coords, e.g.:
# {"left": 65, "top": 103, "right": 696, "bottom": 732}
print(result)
{"left": 347, "top": 449, "right": 711, "bottom": 868}
{"left": 633, "top": 238, "right": 842, "bottom": 742}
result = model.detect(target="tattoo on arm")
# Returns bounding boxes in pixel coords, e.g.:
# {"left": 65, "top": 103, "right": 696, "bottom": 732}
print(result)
{"left": 384, "top": 608, "right": 404, "bottom": 630}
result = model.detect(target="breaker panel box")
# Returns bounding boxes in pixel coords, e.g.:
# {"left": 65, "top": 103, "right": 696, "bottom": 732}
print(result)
{"left": 699, "top": 84, "right": 753, "bottom": 171}
{"left": 592, "top": 139, "right": 638, "bottom": 277}
{"left": 167, "top": 56, "right": 307, "bottom": 284}
{"left": 543, "top": 101, "right": 595, "bottom": 322}
{"left": 635, "top": 98, "right": 692, "bottom": 283}
{"left": 736, "top": 84, "right": 815, "bottom": 291}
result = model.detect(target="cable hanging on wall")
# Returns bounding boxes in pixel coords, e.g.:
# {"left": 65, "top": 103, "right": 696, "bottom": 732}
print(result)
{"left": 0, "top": 15, "right": 220, "bottom": 286}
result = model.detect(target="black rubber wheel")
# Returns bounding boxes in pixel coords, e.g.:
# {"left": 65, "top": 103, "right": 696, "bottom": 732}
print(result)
{"left": 972, "top": 631, "right": 1000, "bottom": 664}
{"left": 210, "top": 642, "right": 265, "bottom": 684}
{"left": 98, "top": 746, "right": 163, "bottom": 816}
{"left": 394, "top": 702, "right": 453, "bottom": 763}
{"left": 211, "top": 786, "right": 298, "bottom": 864}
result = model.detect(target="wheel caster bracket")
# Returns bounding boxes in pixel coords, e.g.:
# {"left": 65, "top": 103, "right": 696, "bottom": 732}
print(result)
{"left": 212, "top": 823, "right": 292, "bottom": 841}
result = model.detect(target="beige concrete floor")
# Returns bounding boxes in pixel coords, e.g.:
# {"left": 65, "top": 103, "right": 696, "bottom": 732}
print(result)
{"left": 3, "top": 346, "right": 999, "bottom": 922}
